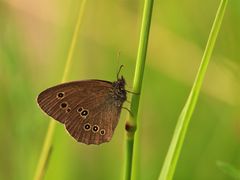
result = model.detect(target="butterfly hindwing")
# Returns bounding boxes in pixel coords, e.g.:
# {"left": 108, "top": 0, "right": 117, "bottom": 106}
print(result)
{"left": 64, "top": 95, "right": 121, "bottom": 144}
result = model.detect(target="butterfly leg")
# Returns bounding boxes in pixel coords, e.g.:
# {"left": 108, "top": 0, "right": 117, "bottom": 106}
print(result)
{"left": 125, "top": 89, "right": 140, "bottom": 95}
{"left": 122, "top": 107, "right": 133, "bottom": 116}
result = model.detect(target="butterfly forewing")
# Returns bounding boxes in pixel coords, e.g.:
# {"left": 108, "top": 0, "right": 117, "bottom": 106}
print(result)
{"left": 37, "top": 80, "right": 111, "bottom": 123}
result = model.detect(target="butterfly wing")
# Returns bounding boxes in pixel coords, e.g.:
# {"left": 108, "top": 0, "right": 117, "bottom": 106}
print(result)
{"left": 37, "top": 80, "right": 112, "bottom": 123}
{"left": 64, "top": 95, "right": 122, "bottom": 145}
{"left": 37, "top": 80, "right": 123, "bottom": 145}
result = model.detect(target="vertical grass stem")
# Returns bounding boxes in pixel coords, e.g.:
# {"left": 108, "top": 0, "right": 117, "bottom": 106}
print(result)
{"left": 124, "top": 0, "right": 154, "bottom": 180}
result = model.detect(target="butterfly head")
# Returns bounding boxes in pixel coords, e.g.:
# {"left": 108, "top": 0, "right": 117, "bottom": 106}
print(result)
{"left": 112, "top": 76, "right": 127, "bottom": 103}
{"left": 117, "top": 75, "right": 126, "bottom": 87}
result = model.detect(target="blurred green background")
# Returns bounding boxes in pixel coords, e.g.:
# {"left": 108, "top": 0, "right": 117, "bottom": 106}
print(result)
{"left": 0, "top": 0, "right": 239, "bottom": 179}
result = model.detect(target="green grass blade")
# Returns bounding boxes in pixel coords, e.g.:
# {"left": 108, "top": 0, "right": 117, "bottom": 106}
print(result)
{"left": 124, "top": 0, "right": 154, "bottom": 180}
{"left": 217, "top": 161, "right": 240, "bottom": 179}
{"left": 33, "top": 1, "right": 87, "bottom": 180}
{"left": 158, "top": 0, "right": 228, "bottom": 179}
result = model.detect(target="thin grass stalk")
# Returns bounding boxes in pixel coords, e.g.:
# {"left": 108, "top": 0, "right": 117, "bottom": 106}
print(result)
{"left": 158, "top": 0, "right": 228, "bottom": 179}
{"left": 124, "top": 0, "right": 154, "bottom": 180}
{"left": 33, "top": 1, "right": 87, "bottom": 179}
{"left": 217, "top": 161, "right": 240, "bottom": 179}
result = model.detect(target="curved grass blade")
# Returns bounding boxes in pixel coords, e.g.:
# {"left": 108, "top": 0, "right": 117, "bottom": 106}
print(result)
{"left": 33, "top": 1, "right": 87, "bottom": 179}
{"left": 158, "top": 0, "right": 228, "bottom": 179}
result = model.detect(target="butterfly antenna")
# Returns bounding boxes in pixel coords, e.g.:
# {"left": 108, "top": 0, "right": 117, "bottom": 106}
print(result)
{"left": 116, "top": 51, "right": 121, "bottom": 66}
{"left": 116, "top": 51, "right": 121, "bottom": 78}
{"left": 117, "top": 64, "right": 124, "bottom": 79}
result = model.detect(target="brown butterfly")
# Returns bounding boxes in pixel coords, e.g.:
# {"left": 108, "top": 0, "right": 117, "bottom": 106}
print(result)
{"left": 37, "top": 68, "right": 127, "bottom": 145}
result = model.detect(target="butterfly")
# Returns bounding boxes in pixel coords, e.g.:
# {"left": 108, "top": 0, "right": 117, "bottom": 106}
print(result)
{"left": 37, "top": 67, "right": 127, "bottom": 145}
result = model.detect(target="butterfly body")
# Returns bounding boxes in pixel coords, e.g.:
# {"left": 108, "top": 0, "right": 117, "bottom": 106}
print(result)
{"left": 37, "top": 76, "right": 127, "bottom": 145}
